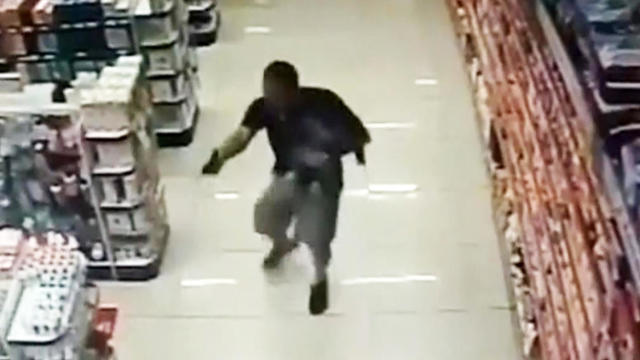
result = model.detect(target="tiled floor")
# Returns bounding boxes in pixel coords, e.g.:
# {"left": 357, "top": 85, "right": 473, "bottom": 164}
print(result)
{"left": 101, "top": 0, "right": 520, "bottom": 358}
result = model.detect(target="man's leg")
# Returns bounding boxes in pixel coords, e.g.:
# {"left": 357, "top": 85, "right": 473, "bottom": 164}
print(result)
{"left": 254, "top": 173, "right": 297, "bottom": 268}
{"left": 295, "top": 182, "right": 341, "bottom": 315}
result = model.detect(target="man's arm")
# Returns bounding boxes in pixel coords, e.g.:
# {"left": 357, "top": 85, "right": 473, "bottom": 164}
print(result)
{"left": 202, "top": 99, "right": 264, "bottom": 175}
{"left": 328, "top": 91, "right": 371, "bottom": 164}
{"left": 202, "top": 126, "right": 256, "bottom": 174}
{"left": 216, "top": 126, "right": 256, "bottom": 161}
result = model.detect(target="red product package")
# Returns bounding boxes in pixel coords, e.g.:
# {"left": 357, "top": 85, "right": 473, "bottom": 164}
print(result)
{"left": 17, "top": 0, "right": 38, "bottom": 26}
{"left": 90, "top": 305, "right": 118, "bottom": 356}
{"left": 0, "top": 28, "right": 25, "bottom": 56}
{"left": 0, "top": 0, "right": 24, "bottom": 28}
{"left": 31, "top": 0, "right": 52, "bottom": 25}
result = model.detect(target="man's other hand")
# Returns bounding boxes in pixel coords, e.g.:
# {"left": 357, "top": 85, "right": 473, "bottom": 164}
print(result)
{"left": 355, "top": 149, "right": 366, "bottom": 166}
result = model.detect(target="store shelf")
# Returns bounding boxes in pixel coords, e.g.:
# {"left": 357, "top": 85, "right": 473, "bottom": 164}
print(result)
{"left": 534, "top": 0, "right": 640, "bottom": 302}
{"left": 93, "top": 164, "right": 136, "bottom": 176}
{"left": 188, "top": 10, "right": 219, "bottom": 47}
{"left": 446, "top": 0, "right": 640, "bottom": 358}
{"left": 188, "top": 0, "right": 215, "bottom": 14}
{"left": 156, "top": 104, "right": 199, "bottom": 147}
{"left": 87, "top": 225, "right": 168, "bottom": 281}
{"left": 85, "top": 128, "right": 132, "bottom": 141}
{"left": 138, "top": 28, "right": 180, "bottom": 49}
{"left": 100, "top": 198, "right": 144, "bottom": 209}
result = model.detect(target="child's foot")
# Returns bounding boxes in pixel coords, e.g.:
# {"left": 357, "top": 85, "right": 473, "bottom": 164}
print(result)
{"left": 309, "top": 278, "right": 329, "bottom": 315}
{"left": 263, "top": 241, "right": 298, "bottom": 269}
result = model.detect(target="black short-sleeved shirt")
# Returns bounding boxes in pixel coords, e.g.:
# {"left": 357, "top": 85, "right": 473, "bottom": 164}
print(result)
{"left": 241, "top": 87, "right": 369, "bottom": 190}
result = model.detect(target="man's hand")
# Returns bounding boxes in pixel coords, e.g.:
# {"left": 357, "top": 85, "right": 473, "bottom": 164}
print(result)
{"left": 202, "top": 150, "right": 225, "bottom": 175}
{"left": 355, "top": 149, "right": 366, "bottom": 166}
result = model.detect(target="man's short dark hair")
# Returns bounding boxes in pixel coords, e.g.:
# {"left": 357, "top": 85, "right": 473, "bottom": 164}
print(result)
{"left": 264, "top": 61, "right": 299, "bottom": 88}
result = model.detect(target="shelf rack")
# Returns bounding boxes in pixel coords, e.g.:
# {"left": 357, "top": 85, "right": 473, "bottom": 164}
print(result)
{"left": 186, "top": 0, "right": 219, "bottom": 47}
{"left": 77, "top": 56, "right": 170, "bottom": 280}
{"left": 446, "top": 0, "right": 640, "bottom": 358}
{"left": 134, "top": 0, "right": 200, "bottom": 147}
{"left": 0, "top": 0, "right": 204, "bottom": 146}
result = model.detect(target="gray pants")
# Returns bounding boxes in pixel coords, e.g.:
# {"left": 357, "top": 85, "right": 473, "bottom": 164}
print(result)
{"left": 254, "top": 173, "right": 340, "bottom": 281}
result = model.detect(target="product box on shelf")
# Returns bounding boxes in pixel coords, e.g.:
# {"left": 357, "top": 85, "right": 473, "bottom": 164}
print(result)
{"left": 80, "top": 90, "right": 139, "bottom": 131}
{"left": 95, "top": 167, "right": 144, "bottom": 207}
{"left": 148, "top": 69, "right": 186, "bottom": 103}
{"left": 143, "top": 30, "right": 187, "bottom": 76}
{"left": 0, "top": 0, "right": 26, "bottom": 28}
{"left": 88, "top": 132, "right": 136, "bottom": 171}
{"left": 134, "top": 0, "right": 185, "bottom": 46}
{"left": 0, "top": 29, "right": 27, "bottom": 57}
{"left": 56, "top": 23, "right": 109, "bottom": 56}
{"left": 34, "top": 26, "right": 58, "bottom": 54}
{"left": 104, "top": 18, "right": 133, "bottom": 51}
{"left": 52, "top": 0, "right": 104, "bottom": 25}
{"left": 31, "top": 0, "right": 53, "bottom": 25}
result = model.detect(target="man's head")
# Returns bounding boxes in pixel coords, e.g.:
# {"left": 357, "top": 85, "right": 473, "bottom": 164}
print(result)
{"left": 263, "top": 61, "right": 299, "bottom": 112}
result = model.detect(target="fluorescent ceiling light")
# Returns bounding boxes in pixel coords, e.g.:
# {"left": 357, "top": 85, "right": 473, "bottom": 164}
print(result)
{"left": 414, "top": 78, "right": 438, "bottom": 86}
{"left": 181, "top": 278, "right": 238, "bottom": 287}
{"left": 244, "top": 26, "right": 272, "bottom": 34}
{"left": 365, "top": 122, "right": 415, "bottom": 129}
{"left": 368, "top": 184, "right": 419, "bottom": 193}
{"left": 341, "top": 274, "right": 438, "bottom": 285}
{"left": 214, "top": 192, "right": 239, "bottom": 200}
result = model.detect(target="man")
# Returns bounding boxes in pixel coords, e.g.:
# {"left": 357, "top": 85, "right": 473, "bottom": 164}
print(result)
{"left": 202, "top": 61, "right": 370, "bottom": 315}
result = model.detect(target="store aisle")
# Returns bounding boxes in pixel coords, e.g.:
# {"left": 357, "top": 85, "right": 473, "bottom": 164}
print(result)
{"left": 102, "top": 0, "right": 520, "bottom": 358}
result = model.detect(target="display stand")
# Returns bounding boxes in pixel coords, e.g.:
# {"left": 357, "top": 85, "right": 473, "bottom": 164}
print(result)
{"left": 0, "top": 88, "right": 118, "bottom": 281}
{"left": 77, "top": 56, "right": 170, "bottom": 280}
{"left": 0, "top": 228, "right": 118, "bottom": 360}
{"left": 446, "top": 0, "right": 640, "bottom": 358}
{"left": 134, "top": 0, "right": 200, "bottom": 147}
{"left": 0, "top": 57, "right": 170, "bottom": 281}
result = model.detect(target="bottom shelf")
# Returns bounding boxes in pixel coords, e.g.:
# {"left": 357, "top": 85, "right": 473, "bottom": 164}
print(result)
{"left": 189, "top": 10, "right": 220, "bottom": 47}
{"left": 88, "top": 226, "right": 170, "bottom": 281}
{"left": 156, "top": 105, "right": 200, "bottom": 148}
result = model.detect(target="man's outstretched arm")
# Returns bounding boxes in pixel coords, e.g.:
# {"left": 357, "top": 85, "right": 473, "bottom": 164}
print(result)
{"left": 202, "top": 126, "right": 256, "bottom": 174}
{"left": 202, "top": 99, "right": 264, "bottom": 175}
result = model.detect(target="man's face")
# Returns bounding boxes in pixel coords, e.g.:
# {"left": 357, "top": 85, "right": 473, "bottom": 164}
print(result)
{"left": 263, "top": 77, "right": 297, "bottom": 113}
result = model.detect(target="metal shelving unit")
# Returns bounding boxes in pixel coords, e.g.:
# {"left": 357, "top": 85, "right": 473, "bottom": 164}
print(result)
{"left": 446, "top": 0, "right": 640, "bottom": 358}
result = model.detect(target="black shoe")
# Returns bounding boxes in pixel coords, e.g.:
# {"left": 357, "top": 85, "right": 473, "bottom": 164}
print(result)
{"left": 262, "top": 241, "right": 298, "bottom": 269}
{"left": 309, "top": 278, "right": 329, "bottom": 315}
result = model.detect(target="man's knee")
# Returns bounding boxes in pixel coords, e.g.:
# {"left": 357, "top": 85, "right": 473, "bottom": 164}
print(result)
{"left": 254, "top": 197, "right": 287, "bottom": 237}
